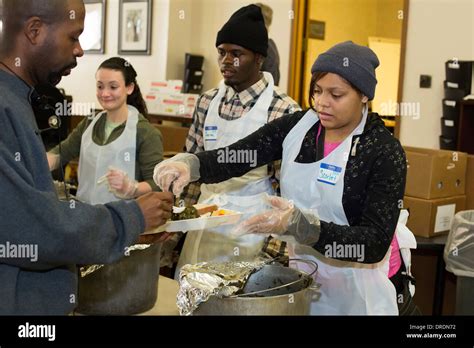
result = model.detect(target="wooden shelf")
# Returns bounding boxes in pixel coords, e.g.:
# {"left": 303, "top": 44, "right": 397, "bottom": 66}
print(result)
{"left": 147, "top": 113, "right": 193, "bottom": 124}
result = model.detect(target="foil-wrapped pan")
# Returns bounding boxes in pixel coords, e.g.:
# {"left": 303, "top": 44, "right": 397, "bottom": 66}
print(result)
{"left": 176, "top": 260, "right": 268, "bottom": 316}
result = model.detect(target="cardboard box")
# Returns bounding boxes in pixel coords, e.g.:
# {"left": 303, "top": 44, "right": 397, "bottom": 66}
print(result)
{"left": 145, "top": 93, "right": 198, "bottom": 117}
{"left": 403, "top": 195, "right": 466, "bottom": 238}
{"left": 149, "top": 80, "right": 183, "bottom": 94}
{"left": 404, "top": 146, "right": 467, "bottom": 199}
{"left": 466, "top": 155, "right": 474, "bottom": 209}
{"left": 145, "top": 94, "right": 160, "bottom": 114}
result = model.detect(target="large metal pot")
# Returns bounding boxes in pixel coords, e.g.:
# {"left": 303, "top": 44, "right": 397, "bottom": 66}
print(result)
{"left": 193, "top": 261, "right": 318, "bottom": 315}
{"left": 76, "top": 243, "right": 161, "bottom": 315}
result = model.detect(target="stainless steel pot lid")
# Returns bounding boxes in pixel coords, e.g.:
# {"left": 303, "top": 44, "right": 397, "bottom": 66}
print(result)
{"left": 233, "top": 259, "right": 318, "bottom": 298}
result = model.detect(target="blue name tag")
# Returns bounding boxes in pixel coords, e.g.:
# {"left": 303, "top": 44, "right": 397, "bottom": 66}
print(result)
{"left": 204, "top": 126, "right": 218, "bottom": 141}
{"left": 317, "top": 163, "right": 343, "bottom": 185}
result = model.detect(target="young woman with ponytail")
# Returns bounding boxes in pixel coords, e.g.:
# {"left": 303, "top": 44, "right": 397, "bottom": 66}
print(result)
{"left": 47, "top": 57, "right": 164, "bottom": 203}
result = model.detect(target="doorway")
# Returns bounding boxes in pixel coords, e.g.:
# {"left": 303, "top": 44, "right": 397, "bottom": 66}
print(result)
{"left": 289, "top": 0, "right": 409, "bottom": 138}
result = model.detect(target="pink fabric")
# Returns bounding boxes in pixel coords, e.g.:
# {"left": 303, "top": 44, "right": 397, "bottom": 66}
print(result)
{"left": 324, "top": 142, "right": 341, "bottom": 157}
{"left": 388, "top": 236, "right": 402, "bottom": 278}
{"left": 316, "top": 124, "right": 342, "bottom": 157}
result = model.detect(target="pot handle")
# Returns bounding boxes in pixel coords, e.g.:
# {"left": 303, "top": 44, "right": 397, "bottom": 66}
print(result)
{"left": 288, "top": 258, "right": 318, "bottom": 278}
{"left": 309, "top": 282, "right": 321, "bottom": 291}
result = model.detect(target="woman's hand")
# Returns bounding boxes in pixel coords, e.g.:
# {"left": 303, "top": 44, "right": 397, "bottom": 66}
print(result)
{"left": 153, "top": 153, "right": 201, "bottom": 195}
{"left": 106, "top": 167, "right": 139, "bottom": 199}
{"left": 153, "top": 162, "right": 191, "bottom": 196}
{"left": 232, "top": 195, "right": 321, "bottom": 245}
{"left": 232, "top": 196, "right": 295, "bottom": 236}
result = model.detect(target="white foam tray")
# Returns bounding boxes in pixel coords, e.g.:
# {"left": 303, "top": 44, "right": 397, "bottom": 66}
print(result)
{"left": 143, "top": 210, "right": 243, "bottom": 234}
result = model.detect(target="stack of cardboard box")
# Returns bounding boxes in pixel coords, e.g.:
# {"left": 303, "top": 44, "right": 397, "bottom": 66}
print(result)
{"left": 145, "top": 80, "right": 198, "bottom": 117}
{"left": 403, "top": 146, "right": 468, "bottom": 238}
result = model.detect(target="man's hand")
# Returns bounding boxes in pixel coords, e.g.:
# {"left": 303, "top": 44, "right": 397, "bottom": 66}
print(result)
{"left": 135, "top": 192, "right": 173, "bottom": 230}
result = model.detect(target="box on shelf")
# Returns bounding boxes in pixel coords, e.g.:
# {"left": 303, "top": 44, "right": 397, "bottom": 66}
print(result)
{"left": 440, "top": 117, "right": 458, "bottom": 139}
{"left": 444, "top": 81, "right": 469, "bottom": 101}
{"left": 149, "top": 80, "right": 183, "bottom": 94}
{"left": 184, "top": 69, "right": 203, "bottom": 85}
{"left": 403, "top": 195, "right": 466, "bottom": 238}
{"left": 145, "top": 94, "right": 161, "bottom": 114}
{"left": 404, "top": 146, "right": 467, "bottom": 199}
{"left": 442, "top": 99, "right": 460, "bottom": 121}
{"left": 445, "top": 60, "right": 473, "bottom": 93}
{"left": 439, "top": 135, "right": 457, "bottom": 151}
{"left": 467, "top": 155, "right": 474, "bottom": 209}
{"left": 145, "top": 92, "right": 198, "bottom": 117}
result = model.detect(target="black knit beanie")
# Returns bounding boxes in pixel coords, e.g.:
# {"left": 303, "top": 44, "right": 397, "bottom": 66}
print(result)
{"left": 311, "top": 41, "right": 380, "bottom": 100}
{"left": 216, "top": 4, "right": 268, "bottom": 57}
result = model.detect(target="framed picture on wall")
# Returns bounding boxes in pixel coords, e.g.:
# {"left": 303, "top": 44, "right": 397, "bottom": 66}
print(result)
{"left": 80, "top": 0, "right": 106, "bottom": 54}
{"left": 118, "top": 0, "right": 152, "bottom": 55}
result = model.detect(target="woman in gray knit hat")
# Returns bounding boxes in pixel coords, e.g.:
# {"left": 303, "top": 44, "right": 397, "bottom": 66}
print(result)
{"left": 154, "top": 41, "right": 419, "bottom": 316}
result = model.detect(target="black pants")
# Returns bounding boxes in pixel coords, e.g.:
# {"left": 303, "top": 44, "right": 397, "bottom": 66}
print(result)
{"left": 390, "top": 261, "right": 422, "bottom": 316}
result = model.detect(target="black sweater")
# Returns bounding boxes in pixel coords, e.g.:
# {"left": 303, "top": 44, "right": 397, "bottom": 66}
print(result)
{"left": 196, "top": 110, "right": 407, "bottom": 264}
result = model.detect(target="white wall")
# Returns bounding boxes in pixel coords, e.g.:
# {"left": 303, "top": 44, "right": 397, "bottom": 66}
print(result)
{"left": 58, "top": 0, "right": 170, "bottom": 111}
{"left": 399, "top": 0, "right": 474, "bottom": 149}
{"left": 166, "top": 0, "right": 195, "bottom": 82}
{"left": 60, "top": 0, "right": 294, "bottom": 109}
{"left": 165, "top": 0, "right": 294, "bottom": 92}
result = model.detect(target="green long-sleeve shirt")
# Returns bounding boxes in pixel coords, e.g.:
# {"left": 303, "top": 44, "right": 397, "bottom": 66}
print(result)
{"left": 51, "top": 113, "right": 163, "bottom": 190}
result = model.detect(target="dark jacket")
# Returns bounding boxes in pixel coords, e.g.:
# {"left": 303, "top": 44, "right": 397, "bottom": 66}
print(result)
{"left": 196, "top": 110, "right": 407, "bottom": 264}
{"left": 261, "top": 39, "right": 280, "bottom": 86}
{"left": 0, "top": 70, "right": 144, "bottom": 314}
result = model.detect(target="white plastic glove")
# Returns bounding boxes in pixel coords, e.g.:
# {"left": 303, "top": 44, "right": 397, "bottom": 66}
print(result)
{"left": 232, "top": 195, "right": 321, "bottom": 245}
{"left": 232, "top": 195, "right": 295, "bottom": 236}
{"left": 106, "top": 167, "right": 138, "bottom": 199}
{"left": 153, "top": 153, "right": 200, "bottom": 195}
{"left": 153, "top": 162, "right": 190, "bottom": 196}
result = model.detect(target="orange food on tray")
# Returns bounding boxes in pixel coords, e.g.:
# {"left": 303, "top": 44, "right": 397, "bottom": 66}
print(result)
{"left": 211, "top": 209, "right": 232, "bottom": 217}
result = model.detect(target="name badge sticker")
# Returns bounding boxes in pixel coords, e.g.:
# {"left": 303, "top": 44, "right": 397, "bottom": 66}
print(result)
{"left": 317, "top": 163, "right": 343, "bottom": 185}
{"left": 204, "top": 126, "right": 218, "bottom": 141}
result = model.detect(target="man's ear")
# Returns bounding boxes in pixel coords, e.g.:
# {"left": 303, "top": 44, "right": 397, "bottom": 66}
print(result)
{"left": 255, "top": 54, "right": 265, "bottom": 69}
{"left": 361, "top": 95, "right": 369, "bottom": 103}
{"left": 23, "top": 17, "right": 47, "bottom": 45}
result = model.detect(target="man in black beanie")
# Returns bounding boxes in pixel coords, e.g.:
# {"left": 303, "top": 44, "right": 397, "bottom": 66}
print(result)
{"left": 175, "top": 4, "right": 301, "bottom": 273}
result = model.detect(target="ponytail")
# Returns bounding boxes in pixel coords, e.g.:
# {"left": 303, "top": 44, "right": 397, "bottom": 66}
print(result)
{"left": 127, "top": 82, "right": 148, "bottom": 117}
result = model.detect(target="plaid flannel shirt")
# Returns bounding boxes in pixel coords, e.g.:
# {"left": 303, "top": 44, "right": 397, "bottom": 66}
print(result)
{"left": 181, "top": 74, "right": 301, "bottom": 205}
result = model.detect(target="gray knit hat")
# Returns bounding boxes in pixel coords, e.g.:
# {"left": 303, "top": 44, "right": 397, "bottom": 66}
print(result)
{"left": 311, "top": 41, "right": 380, "bottom": 100}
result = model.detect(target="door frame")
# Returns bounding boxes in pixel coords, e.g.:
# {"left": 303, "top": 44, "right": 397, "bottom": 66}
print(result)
{"left": 288, "top": 0, "right": 309, "bottom": 107}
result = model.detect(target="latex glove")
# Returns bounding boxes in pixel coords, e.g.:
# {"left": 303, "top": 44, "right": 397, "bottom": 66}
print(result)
{"left": 153, "top": 153, "right": 200, "bottom": 195}
{"left": 153, "top": 162, "right": 190, "bottom": 196}
{"left": 106, "top": 167, "right": 138, "bottom": 199}
{"left": 232, "top": 195, "right": 321, "bottom": 245}
{"left": 232, "top": 195, "right": 295, "bottom": 236}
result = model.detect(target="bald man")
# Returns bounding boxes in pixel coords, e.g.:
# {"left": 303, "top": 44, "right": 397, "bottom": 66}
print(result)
{"left": 0, "top": 0, "right": 172, "bottom": 314}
